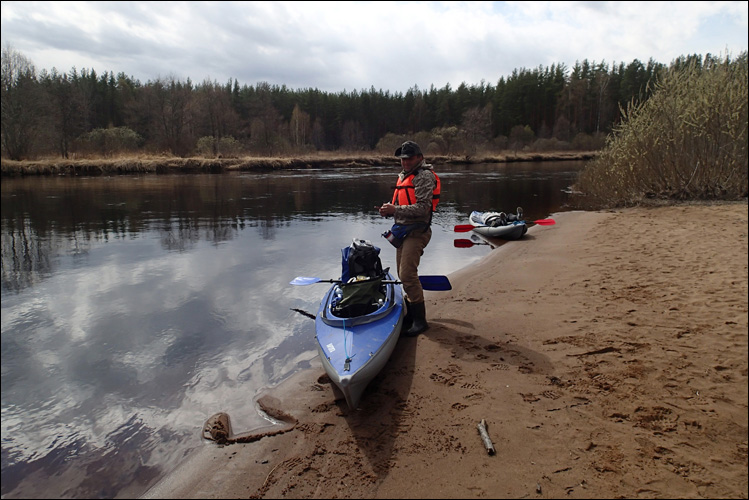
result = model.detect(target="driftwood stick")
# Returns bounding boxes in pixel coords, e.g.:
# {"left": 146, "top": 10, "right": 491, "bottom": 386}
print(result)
{"left": 476, "top": 419, "right": 496, "bottom": 455}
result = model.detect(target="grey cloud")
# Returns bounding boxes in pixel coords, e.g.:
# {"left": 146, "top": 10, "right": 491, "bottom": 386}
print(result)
{"left": 2, "top": 1, "right": 747, "bottom": 93}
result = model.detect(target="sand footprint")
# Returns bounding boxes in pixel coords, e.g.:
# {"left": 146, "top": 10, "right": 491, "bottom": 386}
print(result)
{"left": 464, "top": 392, "right": 485, "bottom": 401}
{"left": 634, "top": 406, "right": 678, "bottom": 432}
{"left": 429, "top": 372, "right": 455, "bottom": 385}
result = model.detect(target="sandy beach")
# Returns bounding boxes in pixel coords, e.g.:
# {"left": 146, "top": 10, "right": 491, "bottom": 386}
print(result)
{"left": 142, "top": 202, "right": 748, "bottom": 499}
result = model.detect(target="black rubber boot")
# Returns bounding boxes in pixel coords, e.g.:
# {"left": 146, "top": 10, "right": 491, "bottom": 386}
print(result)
{"left": 403, "top": 301, "right": 428, "bottom": 337}
{"left": 400, "top": 301, "right": 414, "bottom": 334}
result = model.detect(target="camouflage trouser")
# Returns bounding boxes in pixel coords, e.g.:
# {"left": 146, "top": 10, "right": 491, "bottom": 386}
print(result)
{"left": 396, "top": 226, "right": 432, "bottom": 303}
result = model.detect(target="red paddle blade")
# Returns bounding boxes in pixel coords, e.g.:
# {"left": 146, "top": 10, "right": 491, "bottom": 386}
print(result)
{"left": 453, "top": 225, "right": 475, "bottom": 232}
{"left": 533, "top": 219, "right": 556, "bottom": 225}
{"left": 453, "top": 239, "right": 476, "bottom": 247}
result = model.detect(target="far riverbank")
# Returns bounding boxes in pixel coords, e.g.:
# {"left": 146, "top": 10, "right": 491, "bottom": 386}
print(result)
{"left": 0, "top": 151, "right": 597, "bottom": 177}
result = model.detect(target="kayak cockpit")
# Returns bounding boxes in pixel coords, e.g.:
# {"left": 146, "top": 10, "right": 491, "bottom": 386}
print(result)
{"left": 320, "top": 274, "right": 397, "bottom": 327}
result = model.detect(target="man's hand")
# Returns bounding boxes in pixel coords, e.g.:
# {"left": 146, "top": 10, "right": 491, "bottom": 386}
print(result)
{"left": 377, "top": 202, "right": 396, "bottom": 217}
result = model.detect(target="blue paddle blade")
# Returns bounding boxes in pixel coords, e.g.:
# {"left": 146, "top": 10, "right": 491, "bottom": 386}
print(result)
{"left": 419, "top": 275, "right": 452, "bottom": 291}
{"left": 290, "top": 276, "right": 323, "bottom": 285}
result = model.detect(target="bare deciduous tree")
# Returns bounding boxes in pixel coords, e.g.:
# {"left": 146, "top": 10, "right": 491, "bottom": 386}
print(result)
{"left": 290, "top": 104, "right": 311, "bottom": 150}
{"left": 1, "top": 44, "right": 40, "bottom": 159}
{"left": 461, "top": 104, "right": 492, "bottom": 155}
{"left": 145, "top": 75, "right": 196, "bottom": 156}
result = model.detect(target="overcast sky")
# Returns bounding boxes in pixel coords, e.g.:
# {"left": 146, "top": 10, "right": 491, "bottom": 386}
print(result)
{"left": 2, "top": 1, "right": 747, "bottom": 93}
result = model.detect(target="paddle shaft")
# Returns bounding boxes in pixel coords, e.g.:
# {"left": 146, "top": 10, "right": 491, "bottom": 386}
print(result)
{"left": 290, "top": 275, "right": 452, "bottom": 291}
{"left": 454, "top": 218, "right": 555, "bottom": 232}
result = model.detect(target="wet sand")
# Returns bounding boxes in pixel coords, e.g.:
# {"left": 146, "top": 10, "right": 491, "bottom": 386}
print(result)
{"left": 142, "top": 202, "right": 748, "bottom": 499}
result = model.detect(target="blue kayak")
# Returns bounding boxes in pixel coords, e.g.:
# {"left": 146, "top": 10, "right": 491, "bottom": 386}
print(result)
{"left": 314, "top": 271, "right": 405, "bottom": 410}
{"left": 291, "top": 239, "right": 449, "bottom": 410}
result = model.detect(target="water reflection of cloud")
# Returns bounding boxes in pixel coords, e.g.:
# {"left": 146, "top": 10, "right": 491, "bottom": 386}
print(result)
{"left": 5, "top": 224, "right": 331, "bottom": 470}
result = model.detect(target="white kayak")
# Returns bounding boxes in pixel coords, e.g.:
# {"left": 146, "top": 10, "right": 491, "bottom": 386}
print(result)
{"left": 469, "top": 211, "right": 528, "bottom": 240}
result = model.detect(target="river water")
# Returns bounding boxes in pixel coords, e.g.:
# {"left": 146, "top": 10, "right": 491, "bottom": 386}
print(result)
{"left": 0, "top": 160, "right": 586, "bottom": 498}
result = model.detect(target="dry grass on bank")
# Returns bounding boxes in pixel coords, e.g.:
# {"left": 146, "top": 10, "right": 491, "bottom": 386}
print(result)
{"left": 0, "top": 151, "right": 597, "bottom": 177}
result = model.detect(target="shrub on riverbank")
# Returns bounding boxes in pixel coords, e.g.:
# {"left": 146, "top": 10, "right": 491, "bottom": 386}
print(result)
{"left": 572, "top": 52, "right": 748, "bottom": 208}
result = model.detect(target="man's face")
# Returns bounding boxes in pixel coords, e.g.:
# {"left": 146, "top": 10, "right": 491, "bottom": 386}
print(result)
{"left": 400, "top": 155, "right": 421, "bottom": 171}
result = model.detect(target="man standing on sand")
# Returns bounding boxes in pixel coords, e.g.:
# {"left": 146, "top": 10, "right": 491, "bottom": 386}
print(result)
{"left": 376, "top": 140, "right": 441, "bottom": 337}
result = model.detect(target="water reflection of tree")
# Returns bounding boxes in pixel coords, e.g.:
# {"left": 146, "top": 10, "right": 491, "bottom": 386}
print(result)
{"left": 1, "top": 174, "right": 321, "bottom": 289}
{"left": 157, "top": 219, "right": 201, "bottom": 252}
{"left": 1, "top": 166, "right": 580, "bottom": 293}
{"left": 0, "top": 220, "right": 93, "bottom": 293}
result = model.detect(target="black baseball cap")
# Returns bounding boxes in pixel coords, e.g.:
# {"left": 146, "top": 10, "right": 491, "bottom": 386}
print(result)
{"left": 394, "top": 141, "right": 422, "bottom": 158}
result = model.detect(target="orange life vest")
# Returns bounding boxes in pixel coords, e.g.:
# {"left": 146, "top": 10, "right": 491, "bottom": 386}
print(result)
{"left": 391, "top": 168, "right": 441, "bottom": 212}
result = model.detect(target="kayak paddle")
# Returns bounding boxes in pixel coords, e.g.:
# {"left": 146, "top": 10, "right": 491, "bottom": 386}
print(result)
{"left": 290, "top": 275, "right": 452, "bottom": 291}
{"left": 453, "top": 238, "right": 490, "bottom": 248}
{"left": 453, "top": 218, "right": 556, "bottom": 232}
